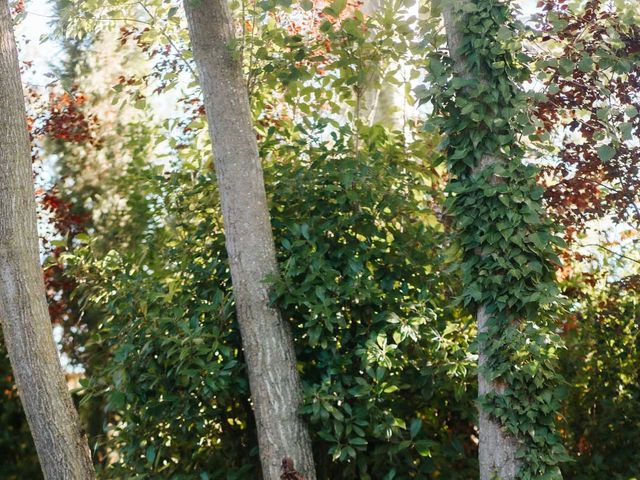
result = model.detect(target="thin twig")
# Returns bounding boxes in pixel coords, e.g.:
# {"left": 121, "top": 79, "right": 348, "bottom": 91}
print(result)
{"left": 581, "top": 243, "right": 640, "bottom": 265}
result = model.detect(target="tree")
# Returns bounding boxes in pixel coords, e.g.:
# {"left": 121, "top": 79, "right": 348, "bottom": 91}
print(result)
{"left": 182, "top": 0, "right": 316, "bottom": 478}
{"left": 0, "top": 1, "right": 95, "bottom": 479}
{"left": 428, "top": 0, "right": 567, "bottom": 478}
{"left": 534, "top": 0, "right": 640, "bottom": 235}
{"left": 440, "top": 3, "right": 519, "bottom": 476}
{"left": 55, "top": 4, "right": 476, "bottom": 478}
{"left": 360, "top": 0, "right": 404, "bottom": 130}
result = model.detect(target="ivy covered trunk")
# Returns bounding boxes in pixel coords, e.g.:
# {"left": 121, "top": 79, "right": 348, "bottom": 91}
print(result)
{"left": 434, "top": 1, "right": 568, "bottom": 479}
{"left": 476, "top": 306, "right": 520, "bottom": 478}
{"left": 0, "top": 2, "right": 96, "bottom": 479}
{"left": 182, "top": 1, "right": 316, "bottom": 479}
{"left": 442, "top": 4, "right": 520, "bottom": 478}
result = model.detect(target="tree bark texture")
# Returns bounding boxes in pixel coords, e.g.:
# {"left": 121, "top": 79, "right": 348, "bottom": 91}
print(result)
{"left": 182, "top": 1, "right": 316, "bottom": 479}
{"left": 0, "top": 2, "right": 96, "bottom": 479}
{"left": 441, "top": 2, "right": 521, "bottom": 479}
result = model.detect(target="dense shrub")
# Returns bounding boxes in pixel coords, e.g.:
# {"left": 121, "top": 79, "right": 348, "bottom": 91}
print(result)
{"left": 68, "top": 126, "right": 477, "bottom": 479}
{"left": 559, "top": 271, "right": 640, "bottom": 480}
{"left": 269, "top": 126, "right": 476, "bottom": 479}
{"left": 0, "top": 341, "right": 42, "bottom": 480}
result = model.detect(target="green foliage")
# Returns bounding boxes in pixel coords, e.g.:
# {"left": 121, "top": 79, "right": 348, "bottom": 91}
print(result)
{"left": 69, "top": 172, "right": 257, "bottom": 479}
{"left": 0, "top": 341, "right": 42, "bottom": 480}
{"left": 243, "top": 0, "right": 419, "bottom": 120}
{"left": 421, "top": 1, "right": 568, "bottom": 477}
{"left": 269, "top": 125, "right": 476, "bottom": 478}
{"left": 45, "top": 3, "right": 480, "bottom": 478}
{"left": 2, "top": 1, "right": 632, "bottom": 479}
{"left": 558, "top": 268, "right": 640, "bottom": 480}
{"left": 66, "top": 122, "right": 478, "bottom": 479}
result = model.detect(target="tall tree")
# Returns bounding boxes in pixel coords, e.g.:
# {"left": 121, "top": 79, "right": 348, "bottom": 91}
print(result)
{"left": 432, "top": 0, "right": 567, "bottom": 478}
{"left": 442, "top": 4, "right": 520, "bottom": 476}
{"left": 0, "top": 1, "right": 95, "bottom": 479}
{"left": 182, "top": 1, "right": 316, "bottom": 479}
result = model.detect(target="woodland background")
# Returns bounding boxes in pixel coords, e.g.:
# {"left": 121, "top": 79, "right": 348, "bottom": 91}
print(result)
{"left": 0, "top": 0, "right": 638, "bottom": 479}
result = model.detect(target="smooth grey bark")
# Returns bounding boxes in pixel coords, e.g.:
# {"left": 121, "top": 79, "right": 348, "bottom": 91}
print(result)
{"left": 360, "top": 0, "right": 403, "bottom": 130}
{"left": 182, "top": 1, "right": 316, "bottom": 479}
{"left": 441, "top": 2, "right": 521, "bottom": 479}
{"left": 0, "top": 2, "right": 96, "bottom": 479}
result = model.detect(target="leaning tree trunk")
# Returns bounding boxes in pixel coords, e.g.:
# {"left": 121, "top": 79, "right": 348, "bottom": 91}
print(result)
{"left": 442, "top": 2, "right": 521, "bottom": 479}
{"left": 0, "top": 2, "right": 96, "bottom": 479}
{"left": 182, "top": 1, "right": 316, "bottom": 479}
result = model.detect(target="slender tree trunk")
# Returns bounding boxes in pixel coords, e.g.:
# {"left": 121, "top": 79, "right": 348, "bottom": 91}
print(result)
{"left": 0, "top": 2, "right": 96, "bottom": 479}
{"left": 441, "top": 3, "right": 521, "bottom": 479}
{"left": 360, "top": 0, "right": 403, "bottom": 130}
{"left": 182, "top": 1, "right": 316, "bottom": 479}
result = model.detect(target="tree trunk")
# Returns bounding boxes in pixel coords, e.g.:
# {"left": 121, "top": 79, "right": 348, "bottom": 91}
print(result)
{"left": 360, "top": 0, "right": 403, "bottom": 130}
{"left": 441, "top": 3, "right": 521, "bottom": 479}
{"left": 0, "top": 2, "right": 96, "bottom": 479}
{"left": 476, "top": 306, "right": 520, "bottom": 479}
{"left": 182, "top": 1, "right": 316, "bottom": 479}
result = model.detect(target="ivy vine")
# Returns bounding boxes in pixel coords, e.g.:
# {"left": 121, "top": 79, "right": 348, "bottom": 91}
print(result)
{"left": 422, "top": 1, "right": 570, "bottom": 478}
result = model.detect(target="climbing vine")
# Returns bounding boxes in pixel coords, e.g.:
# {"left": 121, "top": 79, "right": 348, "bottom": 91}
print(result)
{"left": 421, "top": 1, "right": 570, "bottom": 478}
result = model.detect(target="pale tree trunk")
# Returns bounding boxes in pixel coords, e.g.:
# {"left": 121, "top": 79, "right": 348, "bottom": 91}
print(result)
{"left": 182, "top": 1, "right": 316, "bottom": 479}
{"left": 0, "top": 2, "right": 96, "bottom": 479}
{"left": 360, "top": 0, "right": 404, "bottom": 130}
{"left": 441, "top": 3, "right": 521, "bottom": 479}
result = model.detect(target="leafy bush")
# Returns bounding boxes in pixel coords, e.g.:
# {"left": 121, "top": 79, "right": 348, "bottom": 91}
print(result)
{"left": 0, "top": 341, "right": 42, "bottom": 480}
{"left": 269, "top": 125, "right": 476, "bottom": 479}
{"left": 69, "top": 125, "right": 477, "bottom": 479}
{"left": 559, "top": 271, "right": 640, "bottom": 480}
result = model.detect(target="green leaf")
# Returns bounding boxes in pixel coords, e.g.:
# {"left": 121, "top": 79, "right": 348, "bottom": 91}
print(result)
{"left": 301, "top": 223, "right": 310, "bottom": 239}
{"left": 349, "top": 437, "right": 368, "bottom": 446}
{"left": 383, "top": 468, "right": 397, "bottom": 480}
{"left": 596, "top": 107, "right": 610, "bottom": 120}
{"left": 577, "top": 55, "right": 593, "bottom": 73}
{"left": 320, "top": 20, "right": 332, "bottom": 32}
{"left": 596, "top": 144, "right": 616, "bottom": 162}
{"left": 331, "top": 0, "right": 347, "bottom": 13}
{"left": 558, "top": 58, "right": 574, "bottom": 75}
{"left": 146, "top": 445, "right": 156, "bottom": 463}
{"left": 75, "top": 233, "right": 91, "bottom": 244}
{"left": 496, "top": 26, "right": 512, "bottom": 42}
{"left": 620, "top": 122, "right": 633, "bottom": 141}
{"left": 409, "top": 418, "right": 422, "bottom": 439}
{"left": 415, "top": 440, "right": 433, "bottom": 457}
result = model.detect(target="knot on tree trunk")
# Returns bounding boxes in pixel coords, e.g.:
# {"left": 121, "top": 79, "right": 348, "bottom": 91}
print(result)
{"left": 281, "top": 457, "right": 306, "bottom": 480}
